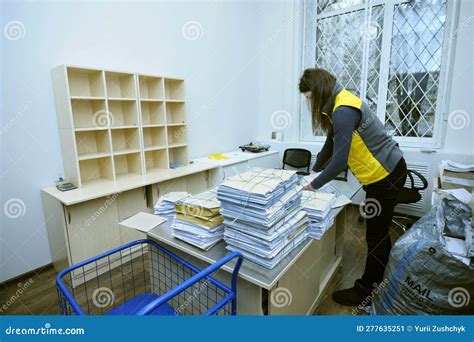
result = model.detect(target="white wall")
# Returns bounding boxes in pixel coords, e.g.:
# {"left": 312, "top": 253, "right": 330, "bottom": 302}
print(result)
{"left": 0, "top": 0, "right": 260, "bottom": 281}
{"left": 442, "top": 0, "right": 474, "bottom": 154}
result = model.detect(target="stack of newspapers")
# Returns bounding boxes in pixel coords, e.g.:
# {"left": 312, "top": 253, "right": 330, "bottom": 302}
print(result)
{"left": 171, "top": 189, "right": 224, "bottom": 250}
{"left": 218, "top": 168, "right": 307, "bottom": 269}
{"left": 301, "top": 191, "right": 336, "bottom": 240}
{"left": 154, "top": 192, "right": 190, "bottom": 218}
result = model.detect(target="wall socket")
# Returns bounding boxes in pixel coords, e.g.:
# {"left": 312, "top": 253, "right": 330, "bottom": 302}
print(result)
{"left": 271, "top": 131, "right": 283, "bottom": 141}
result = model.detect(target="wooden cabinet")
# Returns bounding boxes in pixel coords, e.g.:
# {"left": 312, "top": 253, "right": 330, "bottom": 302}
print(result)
{"left": 149, "top": 177, "right": 188, "bottom": 206}
{"left": 117, "top": 188, "right": 148, "bottom": 244}
{"left": 65, "top": 196, "right": 121, "bottom": 265}
{"left": 42, "top": 167, "right": 213, "bottom": 272}
{"left": 267, "top": 241, "right": 319, "bottom": 315}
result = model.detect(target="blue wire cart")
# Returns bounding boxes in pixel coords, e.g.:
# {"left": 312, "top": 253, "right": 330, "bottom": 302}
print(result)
{"left": 57, "top": 239, "right": 243, "bottom": 315}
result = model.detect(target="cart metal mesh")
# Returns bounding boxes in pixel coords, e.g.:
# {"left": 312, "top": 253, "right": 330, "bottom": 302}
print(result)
{"left": 57, "top": 239, "right": 243, "bottom": 315}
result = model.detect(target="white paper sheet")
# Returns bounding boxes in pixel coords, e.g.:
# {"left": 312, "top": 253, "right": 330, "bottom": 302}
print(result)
{"left": 440, "top": 160, "right": 474, "bottom": 172}
{"left": 120, "top": 212, "right": 167, "bottom": 233}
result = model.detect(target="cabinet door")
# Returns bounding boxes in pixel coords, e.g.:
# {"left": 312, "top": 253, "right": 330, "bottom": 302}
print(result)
{"left": 151, "top": 177, "right": 188, "bottom": 205}
{"left": 268, "top": 241, "right": 319, "bottom": 315}
{"left": 185, "top": 171, "right": 209, "bottom": 193}
{"left": 117, "top": 188, "right": 148, "bottom": 244}
{"left": 66, "top": 195, "right": 121, "bottom": 265}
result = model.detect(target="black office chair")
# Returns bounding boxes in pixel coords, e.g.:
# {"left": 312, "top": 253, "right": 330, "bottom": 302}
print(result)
{"left": 391, "top": 169, "right": 429, "bottom": 232}
{"left": 358, "top": 169, "right": 428, "bottom": 233}
{"left": 282, "top": 148, "right": 312, "bottom": 176}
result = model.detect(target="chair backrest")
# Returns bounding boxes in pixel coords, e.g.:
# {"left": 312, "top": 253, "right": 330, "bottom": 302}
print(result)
{"left": 397, "top": 169, "right": 429, "bottom": 204}
{"left": 282, "top": 148, "right": 312, "bottom": 173}
{"left": 405, "top": 169, "right": 428, "bottom": 191}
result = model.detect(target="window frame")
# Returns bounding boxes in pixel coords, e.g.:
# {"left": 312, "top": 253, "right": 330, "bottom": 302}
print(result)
{"left": 299, "top": 0, "right": 459, "bottom": 149}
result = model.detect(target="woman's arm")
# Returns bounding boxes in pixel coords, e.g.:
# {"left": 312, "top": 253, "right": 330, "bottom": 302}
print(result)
{"left": 309, "top": 106, "right": 360, "bottom": 190}
{"left": 312, "top": 129, "right": 334, "bottom": 172}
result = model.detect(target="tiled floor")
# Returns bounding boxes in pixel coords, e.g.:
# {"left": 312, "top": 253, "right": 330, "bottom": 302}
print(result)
{"left": 0, "top": 205, "right": 406, "bottom": 315}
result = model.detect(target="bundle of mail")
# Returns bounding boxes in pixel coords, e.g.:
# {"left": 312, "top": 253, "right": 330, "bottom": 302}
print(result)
{"left": 171, "top": 189, "right": 224, "bottom": 250}
{"left": 217, "top": 168, "right": 307, "bottom": 269}
{"left": 301, "top": 191, "right": 336, "bottom": 240}
{"left": 154, "top": 192, "right": 191, "bottom": 217}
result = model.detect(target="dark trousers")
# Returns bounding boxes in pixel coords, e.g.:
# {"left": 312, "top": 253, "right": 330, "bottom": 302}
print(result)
{"left": 359, "top": 158, "right": 407, "bottom": 289}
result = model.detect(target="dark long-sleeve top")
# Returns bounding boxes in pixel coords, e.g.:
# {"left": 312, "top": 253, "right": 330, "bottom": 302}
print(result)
{"left": 310, "top": 106, "right": 360, "bottom": 189}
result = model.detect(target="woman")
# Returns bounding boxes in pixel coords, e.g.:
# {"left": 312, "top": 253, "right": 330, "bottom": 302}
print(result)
{"left": 300, "top": 68, "right": 407, "bottom": 307}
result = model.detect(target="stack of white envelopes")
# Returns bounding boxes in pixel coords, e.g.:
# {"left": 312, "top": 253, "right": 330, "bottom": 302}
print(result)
{"left": 218, "top": 168, "right": 307, "bottom": 269}
{"left": 154, "top": 192, "right": 191, "bottom": 218}
{"left": 301, "top": 191, "right": 336, "bottom": 240}
{"left": 171, "top": 188, "right": 224, "bottom": 250}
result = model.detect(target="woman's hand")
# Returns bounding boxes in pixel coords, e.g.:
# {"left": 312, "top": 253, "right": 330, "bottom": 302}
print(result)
{"left": 303, "top": 184, "right": 315, "bottom": 191}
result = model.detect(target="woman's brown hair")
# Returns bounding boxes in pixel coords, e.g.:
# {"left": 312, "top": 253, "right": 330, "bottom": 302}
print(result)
{"left": 299, "top": 68, "right": 336, "bottom": 133}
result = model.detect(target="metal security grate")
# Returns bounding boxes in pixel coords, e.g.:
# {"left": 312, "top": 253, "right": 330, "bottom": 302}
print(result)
{"left": 317, "top": 0, "right": 365, "bottom": 14}
{"left": 310, "top": 5, "right": 384, "bottom": 134}
{"left": 315, "top": 9, "right": 365, "bottom": 94}
{"left": 385, "top": 0, "right": 447, "bottom": 138}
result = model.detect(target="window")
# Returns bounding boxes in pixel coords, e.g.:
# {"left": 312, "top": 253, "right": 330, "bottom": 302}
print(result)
{"left": 301, "top": 0, "right": 452, "bottom": 146}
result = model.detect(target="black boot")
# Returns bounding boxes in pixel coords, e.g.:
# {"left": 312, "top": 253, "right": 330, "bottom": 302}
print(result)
{"left": 332, "top": 280, "right": 373, "bottom": 307}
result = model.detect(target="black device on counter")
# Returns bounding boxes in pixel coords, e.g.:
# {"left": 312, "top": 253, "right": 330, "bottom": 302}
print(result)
{"left": 238, "top": 142, "right": 270, "bottom": 153}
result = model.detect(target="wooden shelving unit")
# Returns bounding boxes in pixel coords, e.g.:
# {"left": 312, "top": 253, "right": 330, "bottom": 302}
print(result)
{"left": 166, "top": 102, "right": 186, "bottom": 124}
{"left": 143, "top": 127, "right": 167, "bottom": 151}
{"left": 145, "top": 148, "right": 168, "bottom": 172}
{"left": 164, "top": 79, "right": 185, "bottom": 101}
{"left": 52, "top": 65, "right": 189, "bottom": 187}
{"left": 169, "top": 146, "right": 189, "bottom": 167}
{"left": 75, "top": 130, "right": 111, "bottom": 160}
{"left": 108, "top": 100, "right": 138, "bottom": 127}
{"left": 141, "top": 101, "right": 166, "bottom": 126}
{"left": 138, "top": 75, "right": 164, "bottom": 100}
{"left": 67, "top": 67, "right": 105, "bottom": 98}
{"left": 79, "top": 157, "right": 114, "bottom": 184}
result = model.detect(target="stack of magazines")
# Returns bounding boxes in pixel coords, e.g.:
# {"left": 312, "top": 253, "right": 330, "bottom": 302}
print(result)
{"left": 301, "top": 191, "right": 336, "bottom": 240}
{"left": 172, "top": 189, "right": 224, "bottom": 250}
{"left": 154, "top": 192, "right": 190, "bottom": 218}
{"left": 218, "top": 168, "right": 307, "bottom": 269}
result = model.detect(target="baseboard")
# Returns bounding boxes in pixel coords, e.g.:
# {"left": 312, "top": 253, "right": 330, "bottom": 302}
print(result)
{"left": 0, "top": 263, "right": 54, "bottom": 287}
